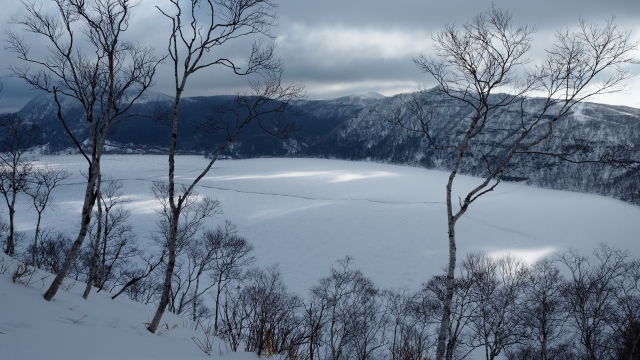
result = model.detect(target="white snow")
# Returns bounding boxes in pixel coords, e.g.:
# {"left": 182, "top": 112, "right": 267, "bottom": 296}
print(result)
{"left": 0, "top": 253, "right": 257, "bottom": 360}
{"left": 3, "top": 155, "right": 640, "bottom": 358}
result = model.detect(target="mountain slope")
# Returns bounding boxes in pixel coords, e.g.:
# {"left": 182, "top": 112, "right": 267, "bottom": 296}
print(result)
{"left": 15, "top": 90, "right": 640, "bottom": 204}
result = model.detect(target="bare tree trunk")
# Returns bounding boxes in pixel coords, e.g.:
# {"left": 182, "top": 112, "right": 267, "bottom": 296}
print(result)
{"left": 32, "top": 211, "right": 42, "bottom": 267}
{"left": 83, "top": 174, "right": 103, "bottom": 299}
{"left": 147, "top": 81, "right": 181, "bottom": 331}
{"left": 214, "top": 275, "right": 223, "bottom": 332}
{"left": 6, "top": 189, "right": 17, "bottom": 256}
{"left": 435, "top": 115, "right": 476, "bottom": 360}
{"left": 437, "top": 221, "right": 458, "bottom": 360}
{"left": 148, "top": 211, "right": 179, "bottom": 333}
{"left": 192, "top": 269, "right": 201, "bottom": 322}
{"left": 44, "top": 161, "right": 99, "bottom": 301}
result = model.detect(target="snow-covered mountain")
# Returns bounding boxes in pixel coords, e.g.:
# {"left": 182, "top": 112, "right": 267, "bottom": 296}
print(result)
{"left": 15, "top": 90, "right": 640, "bottom": 204}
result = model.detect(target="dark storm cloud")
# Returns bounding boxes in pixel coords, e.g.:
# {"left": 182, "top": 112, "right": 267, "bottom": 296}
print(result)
{"left": 277, "top": 0, "right": 640, "bottom": 29}
{"left": 273, "top": 0, "right": 640, "bottom": 102}
{"left": 0, "top": 78, "right": 40, "bottom": 113}
{"left": 2, "top": 0, "right": 639, "bottom": 112}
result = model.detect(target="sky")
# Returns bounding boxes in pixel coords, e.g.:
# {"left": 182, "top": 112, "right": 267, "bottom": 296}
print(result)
{"left": 1, "top": 0, "right": 639, "bottom": 113}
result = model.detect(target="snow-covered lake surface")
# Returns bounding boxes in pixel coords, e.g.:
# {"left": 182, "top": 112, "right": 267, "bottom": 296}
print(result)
{"left": 13, "top": 155, "right": 640, "bottom": 294}
{"left": 4, "top": 155, "right": 640, "bottom": 360}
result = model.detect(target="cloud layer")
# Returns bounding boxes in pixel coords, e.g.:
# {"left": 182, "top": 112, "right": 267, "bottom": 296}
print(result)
{"left": 1, "top": 0, "right": 639, "bottom": 112}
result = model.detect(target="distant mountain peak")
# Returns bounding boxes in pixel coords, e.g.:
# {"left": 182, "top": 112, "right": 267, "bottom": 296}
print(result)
{"left": 344, "top": 92, "right": 387, "bottom": 99}
{"left": 360, "top": 92, "right": 387, "bottom": 99}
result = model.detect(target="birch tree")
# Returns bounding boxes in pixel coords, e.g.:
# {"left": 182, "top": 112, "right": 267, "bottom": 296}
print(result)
{"left": 205, "top": 221, "right": 255, "bottom": 332}
{"left": 0, "top": 113, "right": 40, "bottom": 256}
{"left": 147, "top": 0, "right": 304, "bottom": 333}
{"left": 25, "top": 165, "right": 70, "bottom": 267}
{"left": 392, "top": 8, "right": 638, "bottom": 359}
{"left": 559, "top": 245, "right": 629, "bottom": 360}
{"left": 7, "top": 0, "right": 163, "bottom": 301}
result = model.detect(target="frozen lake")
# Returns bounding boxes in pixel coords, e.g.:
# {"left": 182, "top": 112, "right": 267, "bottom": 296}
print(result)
{"left": 12, "top": 155, "right": 640, "bottom": 294}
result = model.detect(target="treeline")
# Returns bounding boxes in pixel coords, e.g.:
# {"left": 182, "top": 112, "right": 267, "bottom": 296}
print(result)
{"left": 209, "top": 246, "right": 640, "bottom": 360}
{"left": 301, "top": 95, "right": 640, "bottom": 207}
{"left": 11, "top": 203, "right": 640, "bottom": 360}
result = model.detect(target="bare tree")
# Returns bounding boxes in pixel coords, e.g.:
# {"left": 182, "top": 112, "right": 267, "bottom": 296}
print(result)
{"left": 302, "top": 293, "right": 331, "bottom": 360}
{"left": 82, "top": 177, "right": 136, "bottom": 298}
{"left": 559, "top": 245, "right": 629, "bottom": 360}
{"left": 24, "top": 165, "right": 70, "bottom": 267}
{"left": 8, "top": 0, "right": 162, "bottom": 301}
{"left": 96, "top": 180, "right": 134, "bottom": 292}
{"left": 242, "top": 264, "right": 303, "bottom": 357}
{"left": 151, "top": 180, "right": 221, "bottom": 316}
{"left": 384, "top": 288, "right": 435, "bottom": 360}
{"left": 507, "top": 258, "right": 571, "bottom": 360}
{"left": 424, "top": 271, "right": 479, "bottom": 360}
{"left": 147, "top": 0, "right": 304, "bottom": 333}
{"left": 0, "top": 113, "right": 40, "bottom": 256}
{"left": 207, "top": 220, "right": 255, "bottom": 331}
{"left": 463, "top": 253, "right": 529, "bottom": 360}
{"left": 308, "top": 256, "right": 385, "bottom": 360}
{"left": 613, "top": 260, "right": 640, "bottom": 360}
{"left": 392, "top": 8, "right": 638, "bottom": 359}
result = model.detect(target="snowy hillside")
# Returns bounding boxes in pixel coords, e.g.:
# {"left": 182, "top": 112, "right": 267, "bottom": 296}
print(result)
{"left": 0, "top": 252, "right": 258, "bottom": 360}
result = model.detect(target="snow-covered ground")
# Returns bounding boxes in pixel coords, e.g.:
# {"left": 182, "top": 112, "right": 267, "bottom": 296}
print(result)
{"left": 0, "top": 252, "right": 256, "bottom": 359}
{"left": 2, "top": 155, "right": 640, "bottom": 359}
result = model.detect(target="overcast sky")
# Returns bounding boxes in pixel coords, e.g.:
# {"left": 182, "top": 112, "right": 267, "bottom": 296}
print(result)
{"left": 1, "top": 0, "right": 639, "bottom": 113}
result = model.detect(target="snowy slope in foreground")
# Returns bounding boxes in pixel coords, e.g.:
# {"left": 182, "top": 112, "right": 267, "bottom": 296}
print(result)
{"left": 0, "top": 252, "right": 257, "bottom": 360}
{"left": 12, "top": 155, "right": 640, "bottom": 295}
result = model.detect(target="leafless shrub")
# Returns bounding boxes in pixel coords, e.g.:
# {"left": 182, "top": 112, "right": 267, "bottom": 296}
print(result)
{"left": 12, "top": 262, "right": 37, "bottom": 285}
{"left": 242, "top": 265, "right": 303, "bottom": 357}
{"left": 305, "top": 256, "right": 388, "bottom": 360}
{"left": 423, "top": 272, "right": 476, "bottom": 360}
{"left": 192, "top": 321, "right": 216, "bottom": 356}
{"left": 29, "top": 230, "right": 75, "bottom": 275}
{"left": 506, "top": 258, "right": 574, "bottom": 360}
{"left": 0, "top": 256, "right": 16, "bottom": 274}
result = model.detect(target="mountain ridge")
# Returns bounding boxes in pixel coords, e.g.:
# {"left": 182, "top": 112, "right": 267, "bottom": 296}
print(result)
{"left": 13, "top": 90, "right": 640, "bottom": 205}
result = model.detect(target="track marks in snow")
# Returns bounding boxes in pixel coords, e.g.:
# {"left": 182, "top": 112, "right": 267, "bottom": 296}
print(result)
{"left": 197, "top": 183, "right": 445, "bottom": 206}
{"left": 464, "top": 214, "right": 539, "bottom": 243}
{"left": 122, "top": 175, "right": 445, "bottom": 206}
